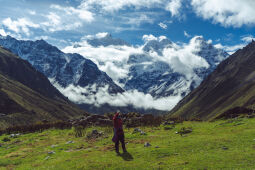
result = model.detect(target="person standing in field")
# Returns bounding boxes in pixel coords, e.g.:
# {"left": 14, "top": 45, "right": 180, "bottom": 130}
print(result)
{"left": 112, "top": 111, "right": 127, "bottom": 154}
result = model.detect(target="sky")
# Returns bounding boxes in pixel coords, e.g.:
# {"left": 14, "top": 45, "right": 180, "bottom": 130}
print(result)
{"left": 0, "top": 0, "right": 255, "bottom": 53}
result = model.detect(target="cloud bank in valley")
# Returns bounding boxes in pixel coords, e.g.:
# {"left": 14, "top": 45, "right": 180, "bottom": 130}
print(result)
{"left": 53, "top": 83, "right": 182, "bottom": 111}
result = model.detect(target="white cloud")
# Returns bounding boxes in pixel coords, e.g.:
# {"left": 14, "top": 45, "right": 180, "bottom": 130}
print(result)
{"left": 158, "top": 22, "right": 167, "bottom": 29}
{"left": 191, "top": 0, "right": 255, "bottom": 27}
{"left": 214, "top": 35, "right": 254, "bottom": 54}
{"left": 241, "top": 35, "right": 255, "bottom": 43}
{"left": 53, "top": 83, "right": 182, "bottom": 111}
{"left": 2, "top": 17, "right": 39, "bottom": 36}
{"left": 80, "top": 0, "right": 183, "bottom": 18}
{"left": 165, "top": 0, "right": 182, "bottom": 17}
{"left": 124, "top": 14, "right": 155, "bottom": 26}
{"left": 28, "top": 10, "right": 36, "bottom": 15}
{"left": 83, "top": 32, "right": 109, "bottom": 40}
{"left": 0, "top": 28, "right": 7, "bottom": 36}
{"left": 215, "top": 43, "right": 245, "bottom": 55}
{"left": 80, "top": 0, "right": 165, "bottom": 12}
{"left": 40, "top": 4, "right": 94, "bottom": 32}
{"left": 184, "top": 31, "right": 191, "bottom": 38}
{"left": 142, "top": 34, "right": 158, "bottom": 42}
{"left": 142, "top": 34, "right": 168, "bottom": 42}
{"left": 46, "top": 12, "right": 61, "bottom": 26}
{"left": 161, "top": 36, "right": 209, "bottom": 77}
{"left": 34, "top": 35, "right": 49, "bottom": 40}
{"left": 50, "top": 4, "right": 94, "bottom": 22}
{"left": 42, "top": 12, "right": 82, "bottom": 32}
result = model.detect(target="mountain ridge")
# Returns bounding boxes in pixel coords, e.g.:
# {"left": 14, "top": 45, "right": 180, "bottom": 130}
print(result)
{"left": 0, "top": 34, "right": 124, "bottom": 93}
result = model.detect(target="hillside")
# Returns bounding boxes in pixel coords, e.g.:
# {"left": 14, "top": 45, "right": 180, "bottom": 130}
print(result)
{"left": 1, "top": 117, "right": 255, "bottom": 169}
{"left": 169, "top": 40, "right": 255, "bottom": 120}
{"left": 0, "top": 46, "right": 65, "bottom": 100}
{"left": 0, "top": 47, "right": 86, "bottom": 128}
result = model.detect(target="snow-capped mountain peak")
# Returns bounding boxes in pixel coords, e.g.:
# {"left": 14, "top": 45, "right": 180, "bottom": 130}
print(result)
{"left": 143, "top": 36, "right": 172, "bottom": 55}
{"left": 77, "top": 32, "right": 130, "bottom": 47}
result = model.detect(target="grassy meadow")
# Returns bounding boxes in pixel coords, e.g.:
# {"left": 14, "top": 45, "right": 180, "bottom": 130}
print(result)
{"left": 0, "top": 117, "right": 255, "bottom": 169}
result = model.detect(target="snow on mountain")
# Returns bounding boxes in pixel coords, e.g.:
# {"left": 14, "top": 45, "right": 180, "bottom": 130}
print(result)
{"left": 0, "top": 33, "right": 228, "bottom": 111}
{"left": 74, "top": 32, "right": 130, "bottom": 47}
{"left": 119, "top": 35, "right": 228, "bottom": 98}
{"left": 62, "top": 33, "right": 229, "bottom": 110}
{"left": 0, "top": 34, "right": 124, "bottom": 96}
{"left": 142, "top": 35, "right": 173, "bottom": 55}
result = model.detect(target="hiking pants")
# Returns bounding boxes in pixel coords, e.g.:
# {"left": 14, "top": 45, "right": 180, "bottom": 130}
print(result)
{"left": 115, "top": 134, "right": 126, "bottom": 152}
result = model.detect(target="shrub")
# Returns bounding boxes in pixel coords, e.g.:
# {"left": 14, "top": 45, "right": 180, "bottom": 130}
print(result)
{"left": 74, "top": 126, "right": 86, "bottom": 137}
{"left": 2, "top": 137, "right": 10, "bottom": 142}
{"left": 164, "top": 125, "right": 174, "bottom": 130}
{"left": 177, "top": 127, "right": 193, "bottom": 136}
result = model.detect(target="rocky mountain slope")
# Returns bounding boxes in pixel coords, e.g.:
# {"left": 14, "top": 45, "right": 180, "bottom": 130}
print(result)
{"left": 169, "top": 40, "right": 255, "bottom": 120}
{"left": 0, "top": 46, "right": 86, "bottom": 128}
{"left": 0, "top": 35, "right": 123, "bottom": 94}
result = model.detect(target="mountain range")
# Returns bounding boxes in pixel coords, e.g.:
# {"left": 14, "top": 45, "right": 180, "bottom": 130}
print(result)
{"left": 0, "top": 33, "right": 228, "bottom": 113}
{"left": 65, "top": 33, "right": 229, "bottom": 111}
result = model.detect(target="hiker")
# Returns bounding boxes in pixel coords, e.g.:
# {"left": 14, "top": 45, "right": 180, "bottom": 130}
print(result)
{"left": 112, "top": 111, "right": 127, "bottom": 154}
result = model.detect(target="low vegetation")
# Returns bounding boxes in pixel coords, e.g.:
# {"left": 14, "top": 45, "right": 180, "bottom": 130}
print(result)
{"left": 1, "top": 116, "right": 255, "bottom": 169}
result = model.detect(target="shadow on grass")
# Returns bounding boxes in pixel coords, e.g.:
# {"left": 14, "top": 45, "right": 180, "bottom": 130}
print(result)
{"left": 119, "top": 152, "right": 134, "bottom": 161}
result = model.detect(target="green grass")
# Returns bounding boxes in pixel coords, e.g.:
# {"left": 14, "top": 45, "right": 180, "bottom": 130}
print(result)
{"left": 1, "top": 117, "right": 255, "bottom": 169}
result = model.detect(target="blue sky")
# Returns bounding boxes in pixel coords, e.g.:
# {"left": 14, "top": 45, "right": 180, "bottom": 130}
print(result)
{"left": 0, "top": 0, "right": 255, "bottom": 52}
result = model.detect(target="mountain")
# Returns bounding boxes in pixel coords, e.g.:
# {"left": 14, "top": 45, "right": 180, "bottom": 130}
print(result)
{"left": 85, "top": 33, "right": 130, "bottom": 47}
{"left": 169, "top": 40, "right": 255, "bottom": 120}
{"left": 0, "top": 46, "right": 86, "bottom": 128}
{"left": 0, "top": 35, "right": 124, "bottom": 95}
{"left": 121, "top": 36, "right": 229, "bottom": 98}
{"left": 142, "top": 37, "right": 173, "bottom": 55}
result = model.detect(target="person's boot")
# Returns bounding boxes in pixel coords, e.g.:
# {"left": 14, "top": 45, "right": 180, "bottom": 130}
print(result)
{"left": 122, "top": 143, "right": 127, "bottom": 153}
{"left": 116, "top": 150, "right": 120, "bottom": 155}
{"left": 115, "top": 146, "right": 120, "bottom": 155}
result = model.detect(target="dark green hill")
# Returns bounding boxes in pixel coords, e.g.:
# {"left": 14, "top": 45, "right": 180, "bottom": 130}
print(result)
{"left": 0, "top": 47, "right": 86, "bottom": 128}
{"left": 169, "top": 40, "right": 255, "bottom": 120}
